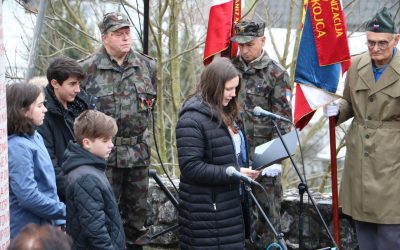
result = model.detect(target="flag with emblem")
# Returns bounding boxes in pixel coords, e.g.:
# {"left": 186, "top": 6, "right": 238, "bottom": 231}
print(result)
{"left": 203, "top": 0, "right": 241, "bottom": 65}
{"left": 293, "top": 1, "right": 351, "bottom": 246}
{"left": 294, "top": 0, "right": 351, "bottom": 129}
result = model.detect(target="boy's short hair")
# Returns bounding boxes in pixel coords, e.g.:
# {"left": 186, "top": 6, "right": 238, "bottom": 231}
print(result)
{"left": 8, "top": 223, "right": 72, "bottom": 250}
{"left": 74, "top": 110, "right": 118, "bottom": 146}
{"left": 46, "top": 57, "right": 85, "bottom": 86}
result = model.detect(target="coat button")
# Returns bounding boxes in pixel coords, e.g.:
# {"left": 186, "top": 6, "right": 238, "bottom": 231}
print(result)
{"left": 364, "top": 152, "right": 369, "bottom": 157}
{"left": 367, "top": 116, "right": 372, "bottom": 120}
{"left": 369, "top": 97, "right": 374, "bottom": 102}
{"left": 365, "top": 134, "right": 370, "bottom": 139}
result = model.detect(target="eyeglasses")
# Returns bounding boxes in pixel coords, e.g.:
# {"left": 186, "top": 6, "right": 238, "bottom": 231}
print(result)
{"left": 366, "top": 38, "right": 393, "bottom": 50}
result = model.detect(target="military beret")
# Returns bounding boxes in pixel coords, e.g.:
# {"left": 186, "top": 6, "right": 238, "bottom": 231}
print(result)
{"left": 365, "top": 7, "right": 396, "bottom": 34}
{"left": 98, "top": 12, "right": 131, "bottom": 33}
{"left": 230, "top": 21, "right": 265, "bottom": 44}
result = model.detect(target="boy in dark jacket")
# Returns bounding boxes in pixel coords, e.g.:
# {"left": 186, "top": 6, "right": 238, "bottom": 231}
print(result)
{"left": 38, "top": 57, "right": 96, "bottom": 202}
{"left": 62, "top": 110, "right": 125, "bottom": 250}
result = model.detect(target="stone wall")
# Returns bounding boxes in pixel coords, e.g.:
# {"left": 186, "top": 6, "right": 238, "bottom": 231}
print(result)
{"left": 144, "top": 177, "right": 180, "bottom": 248}
{"left": 145, "top": 176, "right": 359, "bottom": 250}
{"left": 281, "top": 190, "right": 358, "bottom": 250}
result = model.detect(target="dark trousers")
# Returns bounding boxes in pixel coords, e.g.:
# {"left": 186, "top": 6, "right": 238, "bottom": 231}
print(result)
{"left": 355, "top": 220, "right": 400, "bottom": 250}
{"left": 107, "top": 167, "right": 149, "bottom": 243}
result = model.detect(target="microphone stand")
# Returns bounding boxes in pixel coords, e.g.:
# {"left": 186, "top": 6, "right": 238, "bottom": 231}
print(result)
{"left": 244, "top": 183, "right": 287, "bottom": 250}
{"left": 270, "top": 120, "right": 338, "bottom": 249}
{"left": 149, "top": 169, "right": 178, "bottom": 208}
{"left": 134, "top": 170, "right": 179, "bottom": 245}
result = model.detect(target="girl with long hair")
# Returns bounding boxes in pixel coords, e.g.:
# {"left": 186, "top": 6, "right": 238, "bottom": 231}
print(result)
{"left": 7, "top": 83, "right": 66, "bottom": 238}
{"left": 176, "top": 58, "right": 259, "bottom": 249}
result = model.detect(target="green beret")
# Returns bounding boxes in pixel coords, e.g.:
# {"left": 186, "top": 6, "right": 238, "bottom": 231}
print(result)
{"left": 98, "top": 12, "right": 131, "bottom": 33}
{"left": 230, "top": 21, "right": 265, "bottom": 44}
{"left": 365, "top": 7, "right": 396, "bottom": 33}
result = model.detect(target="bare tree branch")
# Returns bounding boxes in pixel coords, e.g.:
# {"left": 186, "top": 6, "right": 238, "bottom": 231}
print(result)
{"left": 44, "top": 15, "right": 99, "bottom": 44}
{"left": 60, "top": 0, "right": 88, "bottom": 33}
{"left": 162, "top": 41, "right": 204, "bottom": 65}
{"left": 241, "top": 0, "right": 260, "bottom": 20}
{"left": 44, "top": 22, "right": 91, "bottom": 55}
{"left": 282, "top": 0, "right": 296, "bottom": 67}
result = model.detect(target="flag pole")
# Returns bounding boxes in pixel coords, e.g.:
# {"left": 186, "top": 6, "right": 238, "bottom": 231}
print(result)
{"left": 226, "top": 0, "right": 241, "bottom": 59}
{"left": 223, "top": 7, "right": 234, "bottom": 58}
{"left": 329, "top": 117, "right": 340, "bottom": 248}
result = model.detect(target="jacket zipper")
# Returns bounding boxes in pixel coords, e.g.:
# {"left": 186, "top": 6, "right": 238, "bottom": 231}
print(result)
{"left": 212, "top": 190, "right": 216, "bottom": 211}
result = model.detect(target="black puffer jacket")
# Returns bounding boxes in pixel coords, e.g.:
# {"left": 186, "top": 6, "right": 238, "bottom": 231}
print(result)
{"left": 38, "top": 84, "right": 96, "bottom": 202}
{"left": 175, "top": 96, "right": 246, "bottom": 250}
{"left": 62, "top": 142, "right": 125, "bottom": 250}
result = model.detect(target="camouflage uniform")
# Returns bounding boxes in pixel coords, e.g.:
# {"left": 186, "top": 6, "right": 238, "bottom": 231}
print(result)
{"left": 79, "top": 46, "right": 157, "bottom": 244}
{"left": 232, "top": 51, "right": 292, "bottom": 249}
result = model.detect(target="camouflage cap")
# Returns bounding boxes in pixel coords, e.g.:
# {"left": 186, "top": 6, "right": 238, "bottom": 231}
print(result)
{"left": 231, "top": 21, "right": 265, "bottom": 44}
{"left": 98, "top": 12, "right": 131, "bottom": 33}
{"left": 366, "top": 7, "right": 396, "bottom": 34}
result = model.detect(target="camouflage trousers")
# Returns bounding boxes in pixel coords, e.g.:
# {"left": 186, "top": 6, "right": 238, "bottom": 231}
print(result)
{"left": 246, "top": 175, "right": 283, "bottom": 250}
{"left": 107, "top": 166, "right": 149, "bottom": 243}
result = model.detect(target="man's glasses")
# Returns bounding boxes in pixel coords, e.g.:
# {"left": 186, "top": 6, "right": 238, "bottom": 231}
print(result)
{"left": 366, "top": 38, "right": 393, "bottom": 50}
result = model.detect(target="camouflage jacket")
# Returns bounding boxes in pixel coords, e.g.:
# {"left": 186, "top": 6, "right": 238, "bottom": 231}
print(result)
{"left": 79, "top": 47, "right": 157, "bottom": 168}
{"left": 232, "top": 51, "right": 292, "bottom": 160}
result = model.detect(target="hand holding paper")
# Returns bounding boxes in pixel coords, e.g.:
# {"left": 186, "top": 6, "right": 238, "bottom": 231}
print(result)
{"left": 240, "top": 167, "right": 260, "bottom": 180}
{"left": 262, "top": 164, "right": 282, "bottom": 177}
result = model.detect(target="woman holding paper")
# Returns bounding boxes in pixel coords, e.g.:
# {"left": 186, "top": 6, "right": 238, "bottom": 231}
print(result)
{"left": 175, "top": 57, "right": 260, "bottom": 249}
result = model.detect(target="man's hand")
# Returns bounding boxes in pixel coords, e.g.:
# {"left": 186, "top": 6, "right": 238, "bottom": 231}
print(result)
{"left": 323, "top": 101, "right": 340, "bottom": 117}
{"left": 261, "top": 164, "right": 282, "bottom": 177}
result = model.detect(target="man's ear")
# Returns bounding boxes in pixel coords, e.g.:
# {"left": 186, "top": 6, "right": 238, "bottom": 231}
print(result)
{"left": 50, "top": 79, "right": 60, "bottom": 89}
{"left": 394, "top": 34, "right": 400, "bottom": 46}
{"left": 261, "top": 36, "right": 266, "bottom": 45}
{"left": 101, "top": 33, "right": 107, "bottom": 44}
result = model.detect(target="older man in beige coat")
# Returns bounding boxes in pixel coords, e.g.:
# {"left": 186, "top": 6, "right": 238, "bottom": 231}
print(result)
{"left": 325, "top": 7, "right": 400, "bottom": 250}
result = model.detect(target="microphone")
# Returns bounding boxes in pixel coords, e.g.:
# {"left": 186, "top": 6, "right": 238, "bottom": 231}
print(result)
{"left": 226, "top": 166, "right": 259, "bottom": 186}
{"left": 253, "top": 106, "right": 291, "bottom": 123}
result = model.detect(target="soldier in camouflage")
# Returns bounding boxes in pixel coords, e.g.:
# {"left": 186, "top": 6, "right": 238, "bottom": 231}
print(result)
{"left": 79, "top": 12, "right": 157, "bottom": 250}
{"left": 231, "top": 20, "right": 293, "bottom": 249}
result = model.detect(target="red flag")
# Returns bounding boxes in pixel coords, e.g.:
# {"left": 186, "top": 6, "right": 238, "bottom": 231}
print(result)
{"left": 309, "top": 0, "right": 350, "bottom": 71}
{"left": 203, "top": 0, "right": 241, "bottom": 65}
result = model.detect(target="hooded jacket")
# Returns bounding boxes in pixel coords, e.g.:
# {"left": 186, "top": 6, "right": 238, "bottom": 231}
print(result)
{"left": 175, "top": 96, "right": 246, "bottom": 250}
{"left": 62, "top": 142, "right": 125, "bottom": 250}
{"left": 38, "top": 84, "right": 96, "bottom": 202}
